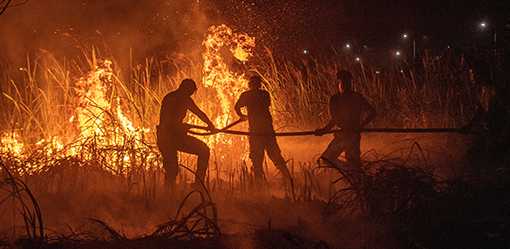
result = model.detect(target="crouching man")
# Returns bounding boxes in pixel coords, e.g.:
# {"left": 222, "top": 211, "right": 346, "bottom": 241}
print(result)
{"left": 315, "top": 70, "right": 376, "bottom": 182}
{"left": 157, "top": 79, "right": 216, "bottom": 189}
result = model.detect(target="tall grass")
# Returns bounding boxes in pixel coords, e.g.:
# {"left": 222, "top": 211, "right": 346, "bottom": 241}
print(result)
{"left": 0, "top": 47, "right": 487, "bottom": 185}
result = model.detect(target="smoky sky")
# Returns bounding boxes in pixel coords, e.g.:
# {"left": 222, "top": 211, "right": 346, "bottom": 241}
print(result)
{"left": 0, "top": 0, "right": 508, "bottom": 63}
{"left": 0, "top": 0, "right": 210, "bottom": 65}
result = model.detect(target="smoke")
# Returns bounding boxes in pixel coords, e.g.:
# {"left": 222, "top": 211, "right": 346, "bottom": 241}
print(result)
{"left": 0, "top": 0, "right": 212, "bottom": 66}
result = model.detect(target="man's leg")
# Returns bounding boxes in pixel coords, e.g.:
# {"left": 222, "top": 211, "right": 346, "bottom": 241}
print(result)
{"left": 178, "top": 135, "right": 210, "bottom": 185}
{"left": 344, "top": 133, "right": 364, "bottom": 183}
{"left": 157, "top": 131, "right": 179, "bottom": 189}
{"left": 249, "top": 136, "right": 265, "bottom": 182}
{"left": 344, "top": 134, "right": 361, "bottom": 168}
{"left": 320, "top": 134, "right": 344, "bottom": 169}
{"left": 265, "top": 136, "right": 291, "bottom": 180}
{"left": 159, "top": 146, "right": 178, "bottom": 189}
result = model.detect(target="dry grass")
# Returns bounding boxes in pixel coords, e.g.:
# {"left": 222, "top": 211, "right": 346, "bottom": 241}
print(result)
{"left": 0, "top": 46, "right": 497, "bottom": 248}
{"left": 0, "top": 47, "right": 487, "bottom": 177}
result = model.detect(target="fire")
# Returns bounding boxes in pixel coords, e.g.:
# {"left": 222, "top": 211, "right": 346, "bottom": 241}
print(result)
{"left": 75, "top": 59, "right": 149, "bottom": 151}
{"left": 1, "top": 59, "right": 155, "bottom": 175}
{"left": 75, "top": 59, "right": 113, "bottom": 140}
{"left": 0, "top": 24, "right": 254, "bottom": 176}
{"left": 201, "top": 24, "right": 255, "bottom": 146}
{"left": 72, "top": 59, "right": 154, "bottom": 171}
{"left": 0, "top": 132, "right": 25, "bottom": 158}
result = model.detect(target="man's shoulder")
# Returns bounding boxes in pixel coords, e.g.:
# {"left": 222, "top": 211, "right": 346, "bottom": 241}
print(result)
{"left": 164, "top": 90, "right": 178, "bottom": 97}
{"left": 259, "top": 89, "right": 270, "bottom": 97}
{"left": 341, "top": 91, "right": 365, "bottom": 100}
{"left": 349, "top": 92, "right": 372, "bottom": 107}
{"left": 243, "top": 89, "right": 269, "bottom": 97}
{"left": 163, "top": 90, "right": 190, "bottom": 103}
{"left": 352, "top": 91, "right": 369, "bottom": 101}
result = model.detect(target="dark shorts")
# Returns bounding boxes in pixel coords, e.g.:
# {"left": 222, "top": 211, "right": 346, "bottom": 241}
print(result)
{"left": 249, "top": 135, "right": 286, "bottom": 166}
{"left": 322, "top": 132, "right": 361, "bottom": 163}
{"left": 156, "top": 127, "right": 209, "bottom": 164}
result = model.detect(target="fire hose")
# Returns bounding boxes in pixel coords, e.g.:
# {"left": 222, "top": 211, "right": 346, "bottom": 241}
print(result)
{"left": 187, "top": 119, "right": 476, "bottom": 137}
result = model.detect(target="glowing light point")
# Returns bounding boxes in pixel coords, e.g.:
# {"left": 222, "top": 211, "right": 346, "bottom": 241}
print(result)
{"left": 355, "top": 57, "right": 361, "bottom": 62}
{"left": 303, "top": 49, "right": 309, "bottom": 54}
{"left": 479, "top": 22, "right": 488, "bottom": 29}
{"left": 345, "top": 43, "right": 351, "bottom": 49}
{"left": 395, "top": 50, "right": 402, "bottom": 57}
{"left": 402, "top": 33, "right": 409, "bottom": 39}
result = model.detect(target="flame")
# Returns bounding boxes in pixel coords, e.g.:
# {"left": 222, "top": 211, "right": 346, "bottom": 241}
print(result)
{"left": 75, "top": 59, "right": 113, "bottom": 140}
{"left": 0, "top": 24, "right": 254, "bottom": 176}
{"left": 201, "top": 24, "right": 255, "bottom": 147}
{"left": 0, "top": 132, "right": 25, "bottom": 158}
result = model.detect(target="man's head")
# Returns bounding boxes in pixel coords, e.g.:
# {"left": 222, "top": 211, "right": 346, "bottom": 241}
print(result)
{"left": 248, "top": 75, "right": 263, "bottom": 90}
{"left": 337, "top": 70, "right": 353, "bottom": 93}
{"left": 178, "top": 78, "right": 198, "bottom": 95}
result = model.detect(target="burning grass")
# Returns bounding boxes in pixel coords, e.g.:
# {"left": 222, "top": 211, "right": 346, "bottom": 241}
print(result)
{"left": 0, "top": 24, "right": 500, "bottom": 248}
{"left": 0, "top": 32, "right": 487, "bottom": 176}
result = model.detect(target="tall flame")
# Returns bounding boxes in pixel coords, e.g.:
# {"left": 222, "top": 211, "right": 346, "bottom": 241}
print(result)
{"left": 0, "top": 24, "right": 254, "bottom": 176}
{"left": 202, "top": 24, "right": 255, "bottom": 128}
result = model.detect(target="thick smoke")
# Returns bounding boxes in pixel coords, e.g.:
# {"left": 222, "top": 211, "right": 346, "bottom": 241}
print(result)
{"left": 0, "top": 0, "right": 212, "bottom": 67}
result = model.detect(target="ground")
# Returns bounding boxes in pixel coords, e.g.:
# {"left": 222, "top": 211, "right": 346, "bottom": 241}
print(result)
{"left": 0, "top": 133, "right": 475, "bottom": 249}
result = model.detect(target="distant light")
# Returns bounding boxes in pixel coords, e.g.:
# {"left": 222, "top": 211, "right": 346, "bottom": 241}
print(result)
{"left": 395, "top": 50, "right": 402, "bottom": 57}
{"left": 345, "top": 43, "right": 351, "bottom": 49}
{"left": 400, "top": 70, "right": 404, "bottom": 73}
{"left": 375, "top": 70, "right": 381, "bottom": 74}
{"left": 479, "top": 21, "right": 488, "bottom": 29}
{"left": 355, "top": 57, "right": 361, "bottom": 62}
{"left": 303, "top": 49, "right": 309, "bottom": 54}
{"left": 402, "top": 33, "right": 409, "bottom": 39}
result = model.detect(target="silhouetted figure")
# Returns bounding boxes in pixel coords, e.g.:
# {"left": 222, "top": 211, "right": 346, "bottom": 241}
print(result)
{"left": 157, "top": 79, "right": 216, "bottom": 189}
{"left": 315, "top": 70, "right": 376, "bottom": 180}
{"left": 465, "top": 84, "right": 510, "bottom": 177}
{"left": 234, "top": 75, "right": 292, "bottom": 183}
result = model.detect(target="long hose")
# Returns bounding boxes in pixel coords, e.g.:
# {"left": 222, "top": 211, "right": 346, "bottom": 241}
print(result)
{"left": 187, "top": 119, "right": 475, "bottom": 137}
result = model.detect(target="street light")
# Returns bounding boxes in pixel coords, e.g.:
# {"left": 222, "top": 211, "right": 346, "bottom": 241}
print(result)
{"left": 479, "top": 21, "right": 488, "bottom": 30}
{"left": 355, "top": 57, "right": 361, "bottom": 62}
{"left": 401, "top": 32, "right": 416, "bottom": 60}
{"left": 395, "top": 50, "right": 402, "bottom": 57}
{"left": 345, "top": 43, "right": 352, "bottom": 49}
{"left": 477, "top": 19, "right": 498, "bottom": 84}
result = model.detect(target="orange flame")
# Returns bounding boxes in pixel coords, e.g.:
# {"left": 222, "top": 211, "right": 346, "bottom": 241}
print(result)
{"left": 200, "top": 24, "right": 255, "bottom": 147}
{"left": 0, "top": 24, "right": 254, "bottom": 175}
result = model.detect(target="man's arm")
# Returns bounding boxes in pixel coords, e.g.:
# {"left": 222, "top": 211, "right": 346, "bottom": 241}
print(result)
{"left": 315, "top": 96, "right": 337, "bottom": 135}
{"left": 234, "top": 94, "right": 248, "bottom": 120}
{"left": 360, "top": 97, "right": 376, "bottom": 128}
{"left": 189, "top": 99, "right": 216, "bottom": 129}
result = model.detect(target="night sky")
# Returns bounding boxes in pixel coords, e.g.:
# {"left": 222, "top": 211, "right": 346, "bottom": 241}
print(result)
{"left": 0, "top": 0, "right": 509, "bottom": 60}
{"left": 210, "top": 0, "right": 510, "bottom": 52}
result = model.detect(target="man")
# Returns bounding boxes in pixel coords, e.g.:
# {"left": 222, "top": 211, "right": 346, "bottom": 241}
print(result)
{"left": 234, "top": 75, "right": 292, "bottom": 183}
{"left": 315, "top": 70, "right": 376, "bottom": 180}
{"left": 157, "top": 79, "right": 216, "bottom": 188}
